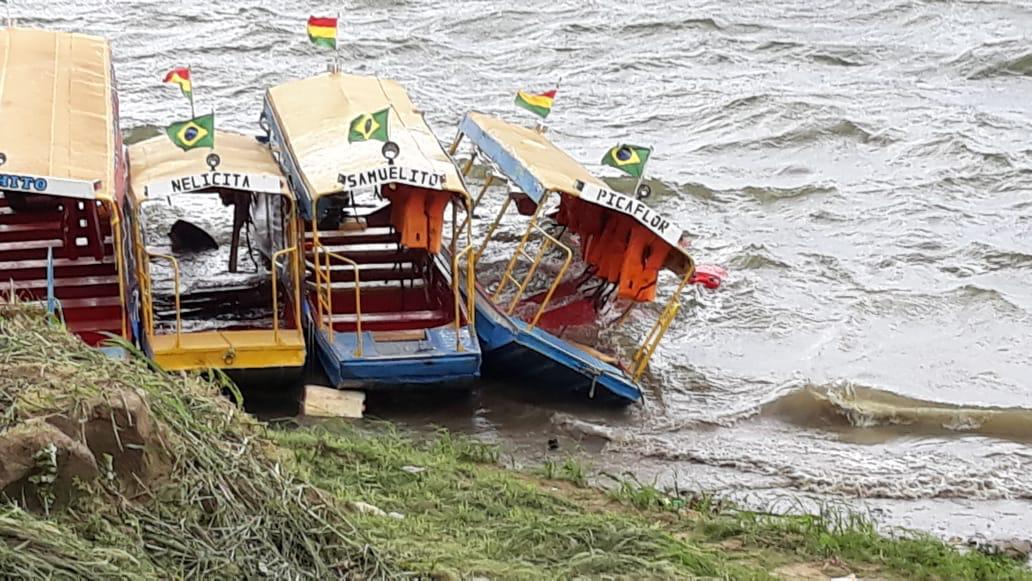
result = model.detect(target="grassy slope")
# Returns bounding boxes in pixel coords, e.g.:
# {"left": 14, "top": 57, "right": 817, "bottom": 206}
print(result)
{"left": 275, "top": 424, "right": 1032, "bottom": 580}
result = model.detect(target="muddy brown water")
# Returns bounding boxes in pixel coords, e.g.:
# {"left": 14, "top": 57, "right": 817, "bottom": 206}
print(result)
{"left": 16, "top": 0, "right": 1032, "bottom": 543}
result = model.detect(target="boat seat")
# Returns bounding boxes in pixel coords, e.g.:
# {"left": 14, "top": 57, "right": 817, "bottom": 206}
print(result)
{"left": 304, "top": 260, "right": 418, "bottom": 280}
{"left": 0, "top": 221, "right": 62, "bottom": 240}
{"left": 323, "top": 309, "right": 451, "bottom": 331}
{"left": 58, "top": 296, "right": 124, "bottom": 309}
{"left": 305, "top": 278, "right": 425, "bottom": 292}
{"left": 0, "top": 236, "right": 113, "bottom": 257}
{"left": 306, "top": 226, "right": 397, "bottom": 245}
{"left": 307, "top": 242, "right": 422, "bottom": 264}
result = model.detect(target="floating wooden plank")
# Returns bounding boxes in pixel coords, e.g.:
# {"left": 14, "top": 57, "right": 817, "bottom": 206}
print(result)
{"left": 302, "top": 385, "right": 365, "bottom": 418}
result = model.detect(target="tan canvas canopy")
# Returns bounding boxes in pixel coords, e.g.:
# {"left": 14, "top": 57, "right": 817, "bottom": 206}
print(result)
{"left": 463, "top": 112, "right": 609, "bottom": 196}
{"left": 128, "top": 132, "right": 287, "bottom": 202}
{"left": 0, "top": 27, "right": 118, "bottom": 201}
{"left": 265, "top": 72, "right": 467, "bottom": 199}
{"left": 458, "top": 112, "right": 691, "bottom": 265}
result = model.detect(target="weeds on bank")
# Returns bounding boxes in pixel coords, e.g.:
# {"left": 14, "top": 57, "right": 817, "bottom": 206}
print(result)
{"left": 0, "top": 304, "right": 391, "bottom": 579}
{"left": 537, "top": 457, "right": 589, "bottom": 487}
{"left": 599, "top": 474, "right": 1032, "bottom": 581}
{"left": 274, "top": 423, "right": 752, "bottom": 579}
{"left": 276, "top": 422, "right": 1032, "bottom": 581}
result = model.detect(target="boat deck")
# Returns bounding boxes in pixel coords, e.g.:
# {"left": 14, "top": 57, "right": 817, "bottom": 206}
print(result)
{"left": 314, "top": 323, "right": 480, "bottom": 388}
{"left": 147, "top": 329, "right": 306, "bottom": 371}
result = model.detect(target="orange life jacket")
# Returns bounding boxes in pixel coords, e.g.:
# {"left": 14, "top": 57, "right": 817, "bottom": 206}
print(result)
{"left": 382, "top": 184, "right": 450, "bottom": 253}
{"left": 597, "top": 214, "right": 633, "bottom": 283}
{"left": 618, "top": 224, "right": 671, "bottom": 302}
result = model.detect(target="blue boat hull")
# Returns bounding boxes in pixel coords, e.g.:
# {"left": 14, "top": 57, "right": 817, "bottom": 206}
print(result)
{"left": 305, "top": 303, "right": 481, "bottom": 389}
{"left": 470, "top": 289, "right": 642, "bottom": 405}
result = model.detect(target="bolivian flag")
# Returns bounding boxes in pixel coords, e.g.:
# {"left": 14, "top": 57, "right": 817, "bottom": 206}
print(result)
{"left": 308, "top": 16, "right": 337, "bottom": 49}
{"left": 163, "top": 67, "right": 193, "bottom": 101}
{"left": 349, "top": 108, "right": 389, "bottom": 143}
{"left": 166, "top": 113, "right": 215, "bottom": 151}
{"left": 602, "top": 144, "right": 651, "bottom": 177}
{"left": 515, "top": 89, "right": 556, "bottom": 118}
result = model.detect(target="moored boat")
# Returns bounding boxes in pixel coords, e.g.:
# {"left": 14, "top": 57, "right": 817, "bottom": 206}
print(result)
{"left": 0, "top": 27, "right": 135, "bottom": 356}
{"left": 451, "top": 112, "right": 705, "bottom": 404}
{"left": 125, "top": 132, "right": 306, "bottom": 376}
{"left": 262, "top": 72, "right": 480, "bottom": 388}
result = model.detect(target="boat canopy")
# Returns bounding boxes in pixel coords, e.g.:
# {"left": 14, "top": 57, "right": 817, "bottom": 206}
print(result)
{"left": 458, "top": 111, "right": 692, "bottom": 273}
{"left": 0, "top": 28, "right": 119, "bottom": 202}
{"left": 127, "top": 132, "right": 287, "bottom": 202}
{"left": 264, "top": 73, "right": 468, "bottom": 207}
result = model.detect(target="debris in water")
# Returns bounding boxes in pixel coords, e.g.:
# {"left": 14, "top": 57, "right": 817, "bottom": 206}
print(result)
{"left": 169, "top": 219, "right": 218, "bottom": 253}
{"left": 348, "top": 500, "right": 388, "bottom": 517}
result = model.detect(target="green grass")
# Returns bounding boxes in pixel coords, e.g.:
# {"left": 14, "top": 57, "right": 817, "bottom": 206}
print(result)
{"left": 2, "top": 304, "right": 1027, "bottom": 579}
{"left": 275, "top": 423, "right": 754, "bottom": 580}
{"left": 275, "top": 423, "right": 1032, "bottom": 580}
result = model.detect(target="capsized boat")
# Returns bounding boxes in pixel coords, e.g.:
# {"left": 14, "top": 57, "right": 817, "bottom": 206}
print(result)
{"left": 125, "top": 132, "right": 305, "bottom": 376}
{"left": 0, "top": 28, "right": 135, "bottom": 356}
{"left": 262, "top": 72, "right": 480, "bottom": 388}
{"left": 451, "top": 112, "right": 704, "bottom": 404}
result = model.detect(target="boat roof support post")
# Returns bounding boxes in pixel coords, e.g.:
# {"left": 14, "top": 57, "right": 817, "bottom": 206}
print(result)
{"left": 631, "top": 260, "right": 696, "bottom": 381}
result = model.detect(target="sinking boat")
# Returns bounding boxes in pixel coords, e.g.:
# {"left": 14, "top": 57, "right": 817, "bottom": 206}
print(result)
{"left": 125, "top": 132, "right": 305, "bottom": 377}
{"left": 0, "top": 28, "right": 135, "bottom": 356}
{"left": 450, "top": 112, "right": 704, "bottom": 404}
{"left": 262, "top": 72, "right": 480, "bottom": 388}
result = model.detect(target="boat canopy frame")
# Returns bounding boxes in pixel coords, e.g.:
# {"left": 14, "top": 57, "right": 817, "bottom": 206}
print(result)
{"left": 126, "top": 133, "right": 303, "bottom": 357}
{"left": 262, "top": 72, "right": 478, "bottom": 357}
{"left": 451, "top": 111, "right": 696, "bottom": 380}
{"left": 0, "top": 27, "right": 131, "bottom": 341}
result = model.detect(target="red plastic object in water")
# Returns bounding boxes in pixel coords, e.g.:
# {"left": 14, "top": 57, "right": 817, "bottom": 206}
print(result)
{"left": 689, "top": 264, "right": 726, "bottom": 289}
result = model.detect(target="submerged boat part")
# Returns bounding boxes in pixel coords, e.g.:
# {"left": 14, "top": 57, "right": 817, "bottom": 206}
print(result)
{"left": 450, "top": 112, "right": 711, "bottom": 404}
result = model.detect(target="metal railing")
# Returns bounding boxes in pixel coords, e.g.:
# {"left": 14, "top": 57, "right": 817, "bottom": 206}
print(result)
{"left": 270, "top": 246, "right": 301, "bottom": 344}
{"left": 490, "top": 191, "right": 574, "bottom": 329}
{"left": 456, "top": 171, "right": 494, "bottom": 238}
{"left": 107, "top": 201, "right": 129, "bottom": 340}
{"left": 145, "top": 252, "right": 182, "bottom": 348}
{"left": 451, "top": 246, "right": 477, "bottom": 351}
{"left": 312, "top": 243, "right": 363, "bottom": 357}
{"left": 134, "top": 195, "right": 303, "bottom": 354}
{"left": 631, "top": 263, "right": 696, "bottom": 381}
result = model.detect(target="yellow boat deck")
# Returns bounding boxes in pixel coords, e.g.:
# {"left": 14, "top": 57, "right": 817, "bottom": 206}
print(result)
{"left": 148, "top": 329, "right": 305, "bottom": 371}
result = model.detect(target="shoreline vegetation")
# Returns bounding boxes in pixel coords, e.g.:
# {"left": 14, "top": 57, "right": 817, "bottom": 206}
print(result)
{"left": 1, "top": 305, "right": 1029, "bottom": 579}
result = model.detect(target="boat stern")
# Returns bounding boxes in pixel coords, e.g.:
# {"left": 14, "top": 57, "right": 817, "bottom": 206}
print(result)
{"left": 314, "top": 323, "right": 481, "bottom": 388}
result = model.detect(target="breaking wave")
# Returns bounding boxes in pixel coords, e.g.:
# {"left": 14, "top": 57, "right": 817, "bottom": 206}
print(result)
{"left": 945, "top": 40, "right": 1032, "bottom": 79}
{"left": 757, "top": 383, "right": 1032, "bottom": 443}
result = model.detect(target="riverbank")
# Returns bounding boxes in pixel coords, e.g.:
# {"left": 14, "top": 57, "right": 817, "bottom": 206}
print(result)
{"left": 0, "top": 305, "right": 1028, "bottom": 579}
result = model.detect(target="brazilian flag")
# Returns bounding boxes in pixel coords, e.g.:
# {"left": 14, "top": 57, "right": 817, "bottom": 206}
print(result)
{"left": 166, "top": 113, "right": 215, "bottom": 151}
{"left": 348, "top": 108, "right": 390, "bottom": 143}
{"left": 602, "top": 144, "right": 651, "bottom": 177}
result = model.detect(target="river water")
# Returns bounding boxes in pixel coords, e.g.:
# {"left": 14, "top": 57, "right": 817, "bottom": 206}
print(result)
{"left": 20, "top": 0, "right": 1032, "bottom": 543}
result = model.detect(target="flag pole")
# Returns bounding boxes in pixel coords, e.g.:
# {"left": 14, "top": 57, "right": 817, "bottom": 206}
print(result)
{"left": 533, "top": 78, "right": 560, "bottom": 134}
{"left": 632, "top": 146, "right": 653, "bottom": 198}
{"left": 188, "top": 65, "right": 196, "bottom": 118}
{"left": 334, "top": 11, "right": 342, "bottom": 73}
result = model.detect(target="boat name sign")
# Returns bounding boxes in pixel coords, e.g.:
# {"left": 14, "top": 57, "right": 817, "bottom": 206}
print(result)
{"left": 147, "top": 172, "right": 283, "bottom": 197}
{"left": 0, "top": 172, "right": 99, "bottom": 199}
{"left": 338, "top": 165, "right": 446, "bottom": 191}
{"left": 578, "top": 182, "right": 683, "bottom": 246}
